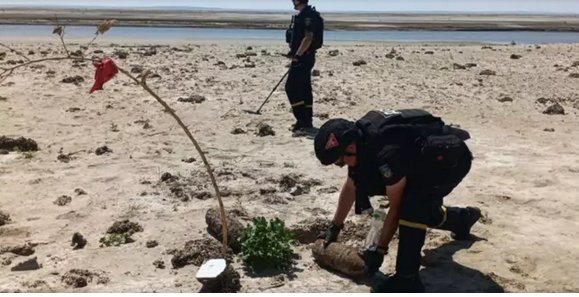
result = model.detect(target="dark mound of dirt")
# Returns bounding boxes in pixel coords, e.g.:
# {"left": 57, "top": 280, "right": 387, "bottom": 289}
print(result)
{"left": 71, "top": 232, "right": 87, "bottom": 250}
{"left": 61, "top": 76, "right": 85, "bottom": 84}
{"left": 289, "top": 218, "right": 328, "bottom": 244}
{"left": 569, "top": 73, "right": 579, "bottom": 78}
{"left": 199, "top": 265, "right": 241, "bottom": 293}
{"left": 75, "top": 188, "right": 87, "bottom": 195}
{"left": 153, "top": 260, "right": 165, "bottom": 269}
{"left": 171, "top": 238, "right": 233, "bottom": 269}
{"left": 0, "top": 210, "right": 11, "bottom": 226}
{"left": 160, "top": 172, "right": 178, "bottom": 183}
{"left": 543, "top": 103, "right": 565, "bottom": 115}
{"left": 1, "top": 243, "right": 35, "bottom": 256}
{"left": 11, "top": 257, "right": 41, "bottom": 271}
{"left": 480, "top": 69, "right": 496, "bottom": 76}
{"left": 62, "top": 269, "right": 109, "bottom": 288}
{"left": 178, "top": 95, "right": 206, "bottom": 104}
{"left": 146, "top": 240, "right": 159, "bottom": 248}
{"left": 107, "top": 220, "right": 143, "bottom": 235}
{"left": 95, "top": 146, "right": 112, "bottom": 156}
{"left": 231, "top": 128, "right": 246, "bottom": 135}
{"left": 256, "top": 123, "right": 275, "bottom": 137}
{"left": 0, "top": 136, "right": 39, "bottom": 152}
{"left": 353, "top": 60, "right": 367, "bottom": 66}
{"left": 54, "top": 195, "right": 72, "bottom": 206}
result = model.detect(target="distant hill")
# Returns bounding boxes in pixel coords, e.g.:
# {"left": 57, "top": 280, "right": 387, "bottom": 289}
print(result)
{"left": 1, "top": 4, "right": 577, "bottom": 16}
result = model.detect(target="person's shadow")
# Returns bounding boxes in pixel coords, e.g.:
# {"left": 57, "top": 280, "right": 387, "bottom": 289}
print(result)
{"left": 417, "top": 236, "right": 504, "bottom": 292}
{"left": 349, "top": 236, "right": 505, "bottom": 293}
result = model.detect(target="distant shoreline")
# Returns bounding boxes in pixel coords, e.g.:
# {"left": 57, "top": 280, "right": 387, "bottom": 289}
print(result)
{"left": 1, "top": 8, "right": 579, "bottom": 32}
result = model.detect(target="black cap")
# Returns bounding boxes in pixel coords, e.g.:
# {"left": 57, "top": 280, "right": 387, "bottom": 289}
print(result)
{"left": 314, "top": 119, "right": 359, "bottom": 165}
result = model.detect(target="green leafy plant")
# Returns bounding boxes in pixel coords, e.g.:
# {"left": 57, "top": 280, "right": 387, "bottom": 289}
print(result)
{"left": 240, "top": 217, "right": 296, "bottom": 272}
{"left": 99, "top": 233, "right": 132, "bottom": 247}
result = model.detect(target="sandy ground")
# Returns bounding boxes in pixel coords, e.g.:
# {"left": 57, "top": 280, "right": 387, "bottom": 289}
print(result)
{"left": 1, "top": 8, "right": 579, "bottom": 31}
{"left": 1, "top": 37, "right": 579, "bottom": 293}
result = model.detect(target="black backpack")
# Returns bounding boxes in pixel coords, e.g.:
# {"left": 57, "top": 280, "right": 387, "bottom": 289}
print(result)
{"left": 356, "top": 109, "right": 469, "bottom": 167}
{"left": 310, "top": 6, "right": 324, "bottom": 50}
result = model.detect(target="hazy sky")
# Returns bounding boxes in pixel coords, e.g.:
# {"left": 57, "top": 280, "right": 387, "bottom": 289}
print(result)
{"left": 1, "top": 0, "right": 578, "bottom": 13}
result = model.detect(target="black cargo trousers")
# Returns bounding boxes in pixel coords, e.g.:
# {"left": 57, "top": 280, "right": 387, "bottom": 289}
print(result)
{"left": 285, "top": 52, "right": 316, "bottom": 127}
{"left": 395, "top": 146, "right": 474, "bottom": 278}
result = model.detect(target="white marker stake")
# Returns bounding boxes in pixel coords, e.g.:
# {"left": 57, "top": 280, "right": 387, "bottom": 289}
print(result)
{"left": 196, "top": 259, "right": 227, "bottom": 283}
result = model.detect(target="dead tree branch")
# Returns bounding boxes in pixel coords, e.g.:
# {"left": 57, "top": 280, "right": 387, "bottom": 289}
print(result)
{"left": 0, "top": 42, "right": 31, "bottom": 62}
{"left": 118, "top": 67, "right": 229, "bottom": 256}
{"left": 0, "top": 21, "right": 230, "bottom": 258}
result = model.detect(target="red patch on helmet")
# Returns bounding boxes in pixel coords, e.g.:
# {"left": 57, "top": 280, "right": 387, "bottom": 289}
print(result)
{"left": 325, "top": 133, "right": 339, "bottom": 149}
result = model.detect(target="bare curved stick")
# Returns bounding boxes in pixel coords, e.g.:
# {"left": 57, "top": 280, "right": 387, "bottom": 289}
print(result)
{"left": 118, "top": 67, "right": 229, "bottom": 257}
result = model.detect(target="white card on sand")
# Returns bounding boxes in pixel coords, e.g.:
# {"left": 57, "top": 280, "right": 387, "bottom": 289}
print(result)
{"left": 196, "top": 259, "right": 226, "bottom": 280}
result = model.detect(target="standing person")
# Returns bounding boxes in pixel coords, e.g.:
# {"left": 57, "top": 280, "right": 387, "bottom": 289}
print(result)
{"left": 314, "top": 108, "right": 482, "bottom": 293}
{"left": 285, "top": 0, "right": 324, "bottom": 132}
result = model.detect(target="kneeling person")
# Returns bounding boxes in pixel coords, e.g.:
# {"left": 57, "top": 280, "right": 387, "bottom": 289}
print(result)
{"left": 314, "top": 108, "right": 481, "bottom": 293}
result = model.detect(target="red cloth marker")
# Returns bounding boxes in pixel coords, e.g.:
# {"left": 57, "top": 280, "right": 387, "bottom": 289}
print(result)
{"left": 90, "top": 58, "right": 118, "bottom": 94}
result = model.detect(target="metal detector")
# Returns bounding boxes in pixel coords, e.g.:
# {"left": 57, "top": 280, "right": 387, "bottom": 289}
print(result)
{"left": 243, "top": 69, "right": 290, "bottom": 115}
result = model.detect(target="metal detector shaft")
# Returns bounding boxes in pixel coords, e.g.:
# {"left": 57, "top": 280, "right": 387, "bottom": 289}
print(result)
{"left": 253, "top": 69, "right": 290, "bottom": 114}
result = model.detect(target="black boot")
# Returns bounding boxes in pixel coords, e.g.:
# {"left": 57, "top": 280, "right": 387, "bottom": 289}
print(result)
{"left": 371, "top": 274, "right": 425, "bottom": 293}
{"left": 438, "top": 206, "right": 481, "bottom": 241}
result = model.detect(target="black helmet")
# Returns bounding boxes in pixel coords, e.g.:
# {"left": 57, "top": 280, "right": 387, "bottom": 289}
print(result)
{"left": 314, "top": 119, "right": 360, "bottom": 165}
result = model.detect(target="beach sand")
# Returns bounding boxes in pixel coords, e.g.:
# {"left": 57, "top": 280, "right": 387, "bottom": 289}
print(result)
{"left": 1, "top": 36, "right": 579, "bottom": 292}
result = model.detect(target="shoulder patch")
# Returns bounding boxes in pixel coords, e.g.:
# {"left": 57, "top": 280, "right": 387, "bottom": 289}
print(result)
{"left": 379, "top": 164, "right": 393, "bottom": 179}
{"left": 304, "top": 17, "right": 312, "bottom": 26}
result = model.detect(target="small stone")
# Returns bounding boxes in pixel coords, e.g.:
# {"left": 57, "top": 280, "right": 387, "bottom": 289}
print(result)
{"left": 385, "top": 53, "right": 395, "bottom": 59}
{"left": 178, "top": 95, "right": 206, "bottom": 104}
{"left": 71, "top": 232, "right": 87, "bottom": 250}
{"left": 61, "top": 76, "right": 85, "bottom": 84}
{"left": 153, "top": 260, "right": 165, "bottom": 269}
{"left": 312, "top": 69, "right": 321, "bottom": 76}
{"left": 74, "top": 188, "right": 87, "bottom": 195}
{"left": 11, "top": 257, "right": 41, "bottom": 271}
{"left": 479, "top": 69, "right": 496, "bottom": 76}
{"left": 353, "top": 60, "right": 367, "bottom": 66}
{"left": 465, "top": 63, "right": 477, "bottom": 68}
{"left": 510, "top": 54, "right": 522, "bottom": 59}
{"left": 543, "top": 103, "right": 565, "bottom": 115}
{"left": 182, "top": 157, "right": 196, "bottom": 163}
{"left": 245, "top": 51, "right": 257, "bottom": 57}
{"left": 131, "top": 66, "right": 143, "bottom": 74}
{"left": 498, "top": 96, "right": 513, "bottom": 103}
{"left": 93, "top": 50, "right": 104, "bottom": 54}
{"left": 424, "top": 51, "right": 434, "bottom": 55}
{"left": 256, "top": 123, "right": 275, "bottom": 137}
{"left": 569, "top": 73, "right": 579, "bottom": 78}
{"left": 396, "top": 56, "right": 405, "bottom": 61}
{"left": 231, "top": 128, "right": 246, "bottom": 135}
{"left": 328, "top": 50, "right": 340, "bottom": 56}
{"left": 54, "top": 195, "right": 72, "bottom": 206}
{"left": 146, "top": 240, "right": 159, "bottom": 248}
{"left": 95, "top": 146, "right": 112, "bottom": 155}
{"left": 543, "top": 128, "right": 555, "bottom": 132}
{"left": 0, "top": 149, "right": 9, "bottom": 155}
{"left": 453, "top": 63, "right": 466, "bottom": 70}
{"left": 244, "top": 63, "right": 256, "bottom": 68}
{"left": 28, "top": 50, "right": 35, "bottom": 55}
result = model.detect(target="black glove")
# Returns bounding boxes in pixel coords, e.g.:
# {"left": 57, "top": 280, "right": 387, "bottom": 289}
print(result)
{"left": 317, "top": 221, "right": 342, "bottom": 247}
{"left": 363, "top": 246, "right": 387, "bottom": 280}
{"left": 290, "top": 55, "right": 304, "bottom": 68}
